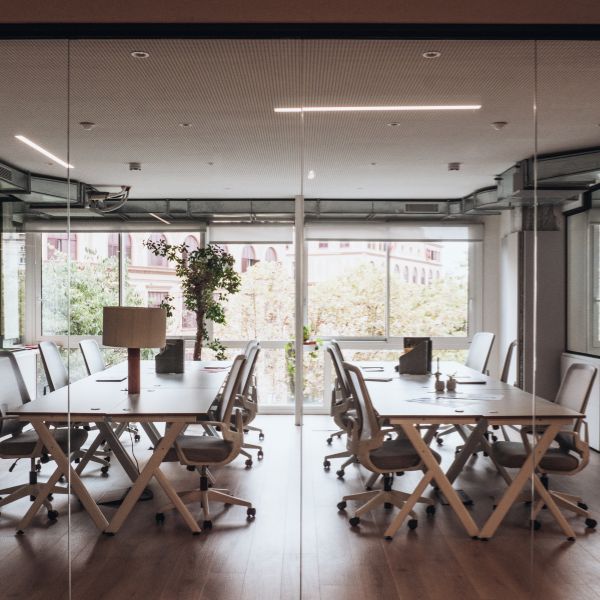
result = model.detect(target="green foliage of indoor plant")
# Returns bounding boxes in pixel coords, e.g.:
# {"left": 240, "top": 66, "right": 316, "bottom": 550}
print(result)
{"left": 143, "top": 240, "right": 241, "bottom": 360}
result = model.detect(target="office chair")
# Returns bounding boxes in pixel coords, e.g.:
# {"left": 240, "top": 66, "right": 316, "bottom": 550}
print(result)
{"left": 490, "top": 363, "right": 597, "bottom": 534}
{"left": 79, "top": 339, "right": 141, "bottom": 444}
{"left": 336, "top": 362, "right": 438, "bottom": 538}
{"left": 436, "top": 331, "right": 495, "bottom": 445}
{"left": 236, "top": 341, "right": 264, "bottom": 467}
{"left": 38, "top": 341, "right": 110, "bottom": 475}
{"left": 155, "top": 355, "right": 255, "bottom": 531}
{"left": 0, "top": 353, "right": 88, "bottom": 522}
{"left": 323, "top": 344, "right": 357, "bottom": 477}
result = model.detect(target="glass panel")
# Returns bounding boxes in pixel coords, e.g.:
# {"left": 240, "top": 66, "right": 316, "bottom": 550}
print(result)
{"left": 389, "top": 241, "right": 469, "bottom": 337}
{"left": 307, "top": 240, "right": 386, "bottom": 337}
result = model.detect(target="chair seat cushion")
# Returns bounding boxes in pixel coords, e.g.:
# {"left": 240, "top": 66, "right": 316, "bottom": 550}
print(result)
{"left": 491, "top": 441, "right": 580, "bottom": 471}
{"left": 369, "top": 437, "right": 441, "bottom": 471}
{"left": 0, "top": 427, "right": 88, "bottom": 458}
{"left": 161, "top": 434, "right": 233, "bottom": 465}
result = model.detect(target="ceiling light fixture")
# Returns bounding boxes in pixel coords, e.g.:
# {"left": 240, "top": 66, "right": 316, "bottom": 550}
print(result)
{"left": 15, "top": 135, "right": 74, "bottom": 169}
{"left": 79, "top": 121, "right": 97, "bottom": 131}
{"left": 178, "top": 122, "right": 192, "bottom": 127}
{"left": 422, "top": 51, "right": 442, "bottom": 59}
{"left": 387, "top": 122, "right": 401, "bottom": 127}
{"left": 148, "top": 212, "right": 171, "bottom": 225}
{"left": 274, "top": 104, "right": 481, "bottom": 113}
{"left": 130, "top": 51, "right": 150, "bottom": 59}
{"left": 307, "top": 170, "right": 316, "bottom": 180}
{"left": 491, "top": 121, "right": 508, "bottom": 130}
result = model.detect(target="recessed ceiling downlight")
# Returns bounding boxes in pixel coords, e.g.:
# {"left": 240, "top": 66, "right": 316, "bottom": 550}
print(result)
{"left": 422, "top": 51, "right": 442, "bottom": 59}
{"left": 130, "top": 51, "right": 150, "bottom": 59}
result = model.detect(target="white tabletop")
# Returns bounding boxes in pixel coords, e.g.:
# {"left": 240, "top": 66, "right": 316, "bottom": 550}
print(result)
{"left": 8, "top": 360, "right": 230, "bottom": 421}
{"left": 360, "top": 361, "right": 582, "bottom": 422}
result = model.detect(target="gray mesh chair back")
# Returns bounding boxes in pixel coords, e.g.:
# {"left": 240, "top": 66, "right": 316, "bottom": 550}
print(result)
{"left": 465, "top": 332, "right": 495, "bottom": 374}
{"left": 500, "top": 340, "right": 518, "bottom": 384}
{"left": 327, "top": 342, "right": 350, "bottom": 398}
{"left": 217, "top": 355, "right": 246, "bottom": 423}
{"left": 38, "top": 341, "right": 69, "bottom": 392}
{"left": 79, "top": 339, "right": 106, "bottom": 375}
{"left": 0, "top": 353, "right": 30, "bottom": 438}
{"left": 555, "top": 363, "right": 597, "bottom": 430}
{"left": 243, "top": 340, "right": 259, "bottom": 357}
{"left": 343, "top": 362, "right": 380, "bottom": 443}
{"left": 240, "top": 344, "right": 260, "bottom": 397}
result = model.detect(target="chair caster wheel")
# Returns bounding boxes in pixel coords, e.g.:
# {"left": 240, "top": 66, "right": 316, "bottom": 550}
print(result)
{"left": 47, "top": 494, "right": 54, "bottom": 501}
{"left": 585, "top": 518, "right": 597, "bottom": 529}
{"left": 203, "top": 520, "right": 213, "bottom": 530}
{"left": 247, "top": 507, "right": 256, "bottom": 519}
{"left": 257, "top": 450, "right": 264, "bottom": 460}
{"left": 326, "top": 437, "right": 333, "bottom": 445}
{"left": 155, "top": 513, "right": 165, "bottom": 524}
{"left": 384, "top": 535, "right": 393, "bottom": 541}
{"left": 336, "top": 470, "right": 345, "bottom": 479}
{"left": 187, "top": 465, "right": 196, "bottom": 471}
{"left": 74, "top": 457, "right": 80, "bottom": 464}
{"left": 426, "top": 505, "right": 436, "bottom": 515}
{"left": 491, "top": 435, "right": 498, "bottom": 442}
{"left": 35, "top": 464, "right": 42, "bottom": 472}
{"left": 578, "top": 502, "right": 589, "bottom": 510}
{"left": 59, "top": 476, "right": 66, "bottom": 483}
{"left": 101, "top": 466, "right": 110, "bottom": 477}
{"left": 567, "top": 536, "right": 575, "bottom": 542}
{"left": 386, "top": 435, "right": 393, "bottom": 441}
{"left": 531, "top": 520, "right": 542, "bottom": 531}
{"left": 105, "top": 456, "right": 111, "bottom": 462}
{"left": 483, "top": 452, "right": 489, "bottom": 457}
{"left": 337, "top": 501, "right": 347, "bottom": 511}
{"left": 407, "top": 519, "right": 418, "bottom": 530}
{"left": 455, "top": 448, "right": 461, "bottom": 454}
{"left": 259, "top": 433, "right": 264, "bottom": 441}
{"left": 384, "top": 502, "right": 393, "bottom": 510}
{"left": 16, "top": 530, "right": 24, "bottom": 536}
{"left": 48, "top": 510, "right": 59, "bottom": 521}
{"left": 436, "top": 437, "right": 443, "bottom": 446}
{"left": 323, "top": 460, "right": 331, "bottom": 470}
{"left": 349, "top": 517, "right": 360, "bottom": 527}
{"left": 245, "top": 459, "right": 253, "bottom": 468}
{"left": 134, "top": 435, "right": 141, "bottom": 443}
{"left": 192, "top": 531, "right": 201, "bottom": 536}
{"left": 365, "top": 486, "right": 372, "bottom": 491}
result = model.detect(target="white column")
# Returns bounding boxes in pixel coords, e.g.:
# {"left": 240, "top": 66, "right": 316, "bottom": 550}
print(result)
{"left": 294, "top": 195, "right": 305, "bottom": 426}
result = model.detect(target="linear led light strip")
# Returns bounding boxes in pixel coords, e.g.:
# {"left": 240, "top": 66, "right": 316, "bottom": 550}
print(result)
{"left": 15, "top": 135, "right": 74, "bottom": 169}
{"left": 274, "top": 105, "right": 481, "bottom": 113}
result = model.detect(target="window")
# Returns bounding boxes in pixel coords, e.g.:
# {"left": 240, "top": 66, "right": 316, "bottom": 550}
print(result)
{"left": 307, "top": 240, "right": 385, "bottom": 337}
{"left": 1, "top": 233, "right": 26, "bottom": 344}
{"left": 265, "top": 247, "right": 277, "bottom": 262}
{"left": 403, "top": 266, "right": 409, "bottom": 282}
{"left": 124, "top": 234, "right": 132, "bottom": 261}
{"left": 108, "top": 233, "right": 119, "bottom": 258}
{"left": 147, "top": 233, "right": 168, "bottom": 267}
{"left": 318, "top": 242, "right": 329, "bottom": 249}
{"left": 339, "top": 242, "right": 350, "bottom": 248}
{"left": 42, "top": 232, "right": 118, "bottom": 335}
{"left": 148, "top": 291, "right": 168, "bottom": 308}
{"left": 241, "top": 245, "right": 257, "bottom": 273}
{"left": 184, "top": 235, "right": 199, "bottom": 252}
{"left": 390, "top": 242, "right": 469, "bottom": 338}
{"left": 46, "top": 233, "right": 77, "bottom": 260}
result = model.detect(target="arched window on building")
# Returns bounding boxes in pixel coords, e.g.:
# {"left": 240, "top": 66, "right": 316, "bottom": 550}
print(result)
{"left": 184, "top": 235, "right": 199, "bottom": 252}
{"left": 265, "top": 247, "right": 277, "bottom": 262}
{"left": 108, "top": 233, "right": 119, "bottom": 258}
{"left": 241, "top": 245, "right": 257, "bottom": 273}
{"left": 403, "top": 266, "right": 409, "bottom": 282}
{"left": 394, "top": 264, "right": 400, "bottom": 274}
{"left": 428, "top": 269, "right": 433, "bottom": 284}
{"left": 124, "top": 234, "right": 132, "bottom": 261}
{"left": 421, "top": 269, "right": 426, "bottom": 284}
{"left": 147, "top": 233, "right": 168, "bottom": 267}
{"left": 412, "top": 267, "right": 418, "bottom": 283}
{"left": 47, "top": 233, "right": 77, "bottom": 260}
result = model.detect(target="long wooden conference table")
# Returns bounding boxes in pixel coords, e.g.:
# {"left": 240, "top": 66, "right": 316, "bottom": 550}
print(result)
{"left": 7, "top": 359, "right": 583, "bottom": 539}
{"left": 363, "top": 361, "right": 583, "bottom": 540}
{"left": 8, "top": 360, "right": 230, "bottom": 535}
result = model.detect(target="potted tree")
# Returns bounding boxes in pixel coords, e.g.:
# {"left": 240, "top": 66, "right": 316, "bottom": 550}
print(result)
{"left": 143, "top": 239, "right": 241, "bottom": 360}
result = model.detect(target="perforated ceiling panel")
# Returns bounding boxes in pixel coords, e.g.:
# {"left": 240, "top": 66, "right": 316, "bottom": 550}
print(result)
{"left": 0, "top": 39, "right": 599, "bottom": 200}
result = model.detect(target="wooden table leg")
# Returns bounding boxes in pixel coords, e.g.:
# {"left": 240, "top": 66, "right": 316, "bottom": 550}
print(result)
{"left": 400, "top": 423, "right": 479, "bottom": 538}
{"left": 104, "top": 422, "right": 185, "bottom": 534}
{"left": 445, "top": 419, "right": 488, "bottom": 485}
{"left": 478, "top": 424, "right": 560, "bottom": 540}
{"left": 23, "top": 419, "right": 109, "bottom": 532}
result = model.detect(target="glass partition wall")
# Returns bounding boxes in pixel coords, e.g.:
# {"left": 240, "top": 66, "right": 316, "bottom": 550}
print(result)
{"left": 4, "top": 33, "right": 600, "bottom": 599}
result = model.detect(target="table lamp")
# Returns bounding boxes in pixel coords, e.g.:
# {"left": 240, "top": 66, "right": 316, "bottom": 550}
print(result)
{"left": 102, "top": 306, "right": 167, "bottom": 394}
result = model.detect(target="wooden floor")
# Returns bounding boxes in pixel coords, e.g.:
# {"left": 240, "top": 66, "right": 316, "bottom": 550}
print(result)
{"left": 1, "top": 416, "right": 599, "bottom": 599}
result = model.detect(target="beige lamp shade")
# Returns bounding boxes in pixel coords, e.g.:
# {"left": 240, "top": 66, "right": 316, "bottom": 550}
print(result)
{"left": 103, "top": 307, "right": 167, "bottom": 349}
